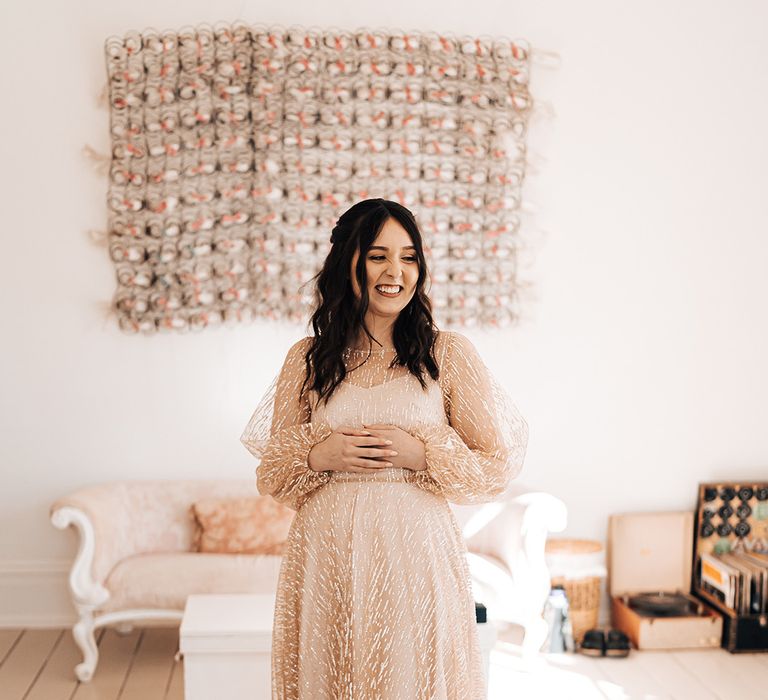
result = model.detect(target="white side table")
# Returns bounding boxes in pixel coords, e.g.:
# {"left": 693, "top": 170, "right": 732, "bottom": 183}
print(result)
{"left": 180, "top": 593, "right": 275, "bottom": 700}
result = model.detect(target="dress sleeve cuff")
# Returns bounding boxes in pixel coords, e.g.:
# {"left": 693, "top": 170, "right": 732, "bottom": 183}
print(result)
{"left": 405, "top": 423, "right": 514, "bottom": 505}
{"left": 254, "top": 421, "right": 335, "bottom": 511}
{"left": 404, "top": 424, "right": 459, "bottom": 498}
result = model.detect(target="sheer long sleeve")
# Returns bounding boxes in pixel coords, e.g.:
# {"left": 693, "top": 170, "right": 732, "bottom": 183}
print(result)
{"left": 240, "top": 337, "right": 333, "bottom": 511}
{"left": 407, "top": 331, "right": 529, "bottom": 504}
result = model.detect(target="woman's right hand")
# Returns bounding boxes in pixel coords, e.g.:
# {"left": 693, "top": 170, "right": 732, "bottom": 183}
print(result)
{"left": 308, "top": 427, "right": 397, "bottom": 473}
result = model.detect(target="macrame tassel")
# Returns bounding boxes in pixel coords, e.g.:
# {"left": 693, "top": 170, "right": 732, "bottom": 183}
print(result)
{"left": 531, "top": 48, "right": 562, "bottom": 69}
{"left": 530, "top": 100, "right": 556, "bottom": 120}
{"left": 97, "top": 82, "right": 109, "bottom": 108}
{"left": 96, "top": 300, "right": 117, "bottom": 321}
{"left": 521, "top": 150, "right": 549, "bottom": 176}
{"left": 82, "top": 144, "right": 110, "bottom": 176}
{"left": 87, "top": 229, "right": 108, "bottom": 246}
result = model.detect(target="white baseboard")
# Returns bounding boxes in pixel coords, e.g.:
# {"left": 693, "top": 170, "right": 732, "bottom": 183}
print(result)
{"left": 0, "top": 559, "right": 77, "bottom": 628}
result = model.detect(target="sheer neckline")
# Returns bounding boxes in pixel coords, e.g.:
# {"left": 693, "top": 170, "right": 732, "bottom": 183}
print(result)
{"left": 343, "top": 375, "right": 412, "bottom": 389}
{"left": 343, "top": 346, "right": 397, "bottom": 354}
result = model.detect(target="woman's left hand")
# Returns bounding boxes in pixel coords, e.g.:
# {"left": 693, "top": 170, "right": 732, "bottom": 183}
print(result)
{"left": 362, "top": 424, "right": 427, "bottom": 472}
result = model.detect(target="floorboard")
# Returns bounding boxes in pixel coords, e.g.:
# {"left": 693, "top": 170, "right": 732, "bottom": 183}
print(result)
{"left": 70, "top": 628, "right": 137, "bottom": 700}
{"left": 0, "top": 629, "right": 60, "bottom": 700}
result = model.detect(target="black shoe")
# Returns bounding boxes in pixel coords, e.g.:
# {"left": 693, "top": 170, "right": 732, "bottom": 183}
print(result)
{"left": 579, "top": 629, "right": 605, "bottom": 657}
{"left": 605, "top": 629, "right": 631, "bottom": 657}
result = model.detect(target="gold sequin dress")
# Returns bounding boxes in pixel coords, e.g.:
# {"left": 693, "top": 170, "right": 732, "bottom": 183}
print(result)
{"left": 240, "top": 330, "right": 528, "bottom": 699}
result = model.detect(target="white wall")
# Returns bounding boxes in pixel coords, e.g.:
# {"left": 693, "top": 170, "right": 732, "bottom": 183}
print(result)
{"left": 1, "top": 0, "right": 766, "bottom": 625}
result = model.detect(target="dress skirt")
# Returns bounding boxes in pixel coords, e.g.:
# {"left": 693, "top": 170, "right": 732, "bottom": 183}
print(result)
{"left": 270, "top": 467, "right": 487, "bottom": 700}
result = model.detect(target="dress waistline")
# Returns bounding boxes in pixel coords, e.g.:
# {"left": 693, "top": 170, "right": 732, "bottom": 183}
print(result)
{"left": 328, "top": 467, "right": 411, "bottom": 483}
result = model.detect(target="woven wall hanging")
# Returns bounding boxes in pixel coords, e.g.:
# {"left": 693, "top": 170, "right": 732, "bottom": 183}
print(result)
{"left": 101, "top": 22, "right": 552, "bottom": 333}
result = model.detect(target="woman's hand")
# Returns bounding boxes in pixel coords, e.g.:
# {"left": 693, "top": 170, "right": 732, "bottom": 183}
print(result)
{"left": 308, "top": 426, "right": 397, "bottom": 473}
{"left": 362, "top": 424, "right": 427, "bottom": 472}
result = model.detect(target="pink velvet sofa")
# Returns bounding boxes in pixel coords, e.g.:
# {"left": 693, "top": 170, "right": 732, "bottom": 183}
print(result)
{"left": 50, "top": 479, "right": 566, "bottom": 681}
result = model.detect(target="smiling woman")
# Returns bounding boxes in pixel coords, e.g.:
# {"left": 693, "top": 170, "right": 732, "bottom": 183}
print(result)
{"left": 348, "top": 217, "right": 421, "bottom": 337}
{"left": 240, "top": 198, "right": 529, "bottom": 699}
{"left": 295, "top": 199, "right": 442, "bottom": 405}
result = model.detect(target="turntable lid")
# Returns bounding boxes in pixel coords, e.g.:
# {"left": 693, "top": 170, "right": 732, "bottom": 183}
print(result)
{"left": 608, "top": 511, "right": 693, "bottom": 597}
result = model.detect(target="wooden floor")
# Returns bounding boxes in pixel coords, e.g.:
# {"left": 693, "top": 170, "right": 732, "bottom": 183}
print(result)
{"left": 1, "top": 624, "right": 767, "bottom": 700}
{"left": 0, "top": 627, "right": 182, "bottom": 700}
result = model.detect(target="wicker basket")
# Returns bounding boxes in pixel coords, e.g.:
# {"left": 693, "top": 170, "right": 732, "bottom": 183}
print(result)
{"left": 545, "top": 539, "right": 603, "bottom": 645}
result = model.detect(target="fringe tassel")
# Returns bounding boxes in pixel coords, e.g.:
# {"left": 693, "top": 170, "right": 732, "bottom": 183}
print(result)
{"left": 531, "top": 48, "right": 562, "bottom": 69}
{"left": 98, "top": 83, "right": 109, "bottom": 108}
{"left": 530, "top": 100, "right": 556, "bottom": 120}
{"left": 96, "top": 300, "right": 116, "bottom": 321}
{"left": 82, "top": 144, "right": 111, "bottom": 176}
{"left": 87, "top": 229, "right": 108, "bottom": 245}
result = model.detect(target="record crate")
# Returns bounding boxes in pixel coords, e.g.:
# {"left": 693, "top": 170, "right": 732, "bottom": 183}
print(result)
{"left": 691, "top": 481, "right": 768, "bottom": 652}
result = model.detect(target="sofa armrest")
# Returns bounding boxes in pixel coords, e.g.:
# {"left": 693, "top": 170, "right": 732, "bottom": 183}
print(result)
{"left": 461, "top": 491, "right": 567, "bottom": 580}
{"left": 51, "top": 483, "right": 146, "bottom": 587}
{"left": 460, "top": 491, "right": 568, "bottom": 575}
{"left": 50, "top": 506, "right": 111, "bottom": 609}
{"left": 506, "top": 491, "right": 568, "bottom": 575}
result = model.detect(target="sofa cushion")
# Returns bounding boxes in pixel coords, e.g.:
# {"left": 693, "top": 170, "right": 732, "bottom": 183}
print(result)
{"left": 101, "top": 552, "right": 282, "bottom": 612}
{"left": 190, "top": 496, "right": 294, "bottom": 555}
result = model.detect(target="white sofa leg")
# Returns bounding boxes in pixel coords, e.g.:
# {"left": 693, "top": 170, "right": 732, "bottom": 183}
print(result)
{"left": 73, "top": 610, "right": 99, "bottom": 681}
{"left": 513, "top": 493, "right": 568, "bottom": 660}
{"left": 521, "top": 616, "right": 549, "bottom": 659}
{"left": 51, "top": 506, "right": 111, "bottom": 682}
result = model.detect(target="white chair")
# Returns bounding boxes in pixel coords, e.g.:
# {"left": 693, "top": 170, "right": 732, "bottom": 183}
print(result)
{"left": 450, "top": 486, "right": 568, "bottom": 658}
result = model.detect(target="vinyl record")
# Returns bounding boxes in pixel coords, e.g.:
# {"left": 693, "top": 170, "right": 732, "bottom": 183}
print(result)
{"left": 627, "top": 592, "right": 697, "bottom": 617}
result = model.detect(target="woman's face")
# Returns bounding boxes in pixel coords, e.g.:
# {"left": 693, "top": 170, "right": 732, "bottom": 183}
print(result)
{"left": 350, "top": 217, "right": 419, "bottom": 317}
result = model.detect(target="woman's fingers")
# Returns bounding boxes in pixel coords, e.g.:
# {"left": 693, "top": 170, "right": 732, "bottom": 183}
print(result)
{"left": 361, "top": 435, "right": 392, "bottom": 446}
{"left": 360, "top": 446, "right": 394, "bottom": 458}
{"left": 361, "top": 426, "right": 394, "bottom": 438}
{"left": 332, "top": 426, "right": 396, "bottom": 471}
{"left": 354, "top": 458, "right": 393, "bottom": 469}
{"left": 338, "top": 426, "right": 372, "bottom": 436}
{"left": 339, "top": 430, "right": 390, "bottom": 447}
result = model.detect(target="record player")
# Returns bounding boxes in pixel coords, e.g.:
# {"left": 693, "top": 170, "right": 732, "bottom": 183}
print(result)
{"left": 608, "top": 511, "right": 722, "bottom": 650}
{"left": 626, "top": 591, "right": 707, "bottom": 618}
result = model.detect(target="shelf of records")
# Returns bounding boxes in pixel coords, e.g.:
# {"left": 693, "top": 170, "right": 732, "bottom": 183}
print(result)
{"left": 692, "top": 482, "right": 768, "bottom": 652}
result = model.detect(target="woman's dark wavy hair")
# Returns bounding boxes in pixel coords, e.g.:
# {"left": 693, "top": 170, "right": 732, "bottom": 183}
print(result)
{"left": 299, "top": 198, "right": 440, "bottom": 407}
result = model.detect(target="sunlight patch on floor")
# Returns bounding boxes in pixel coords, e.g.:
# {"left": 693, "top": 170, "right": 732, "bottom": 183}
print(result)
{"left": 488, "top": 645, "right": 610, "bottom": 700}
